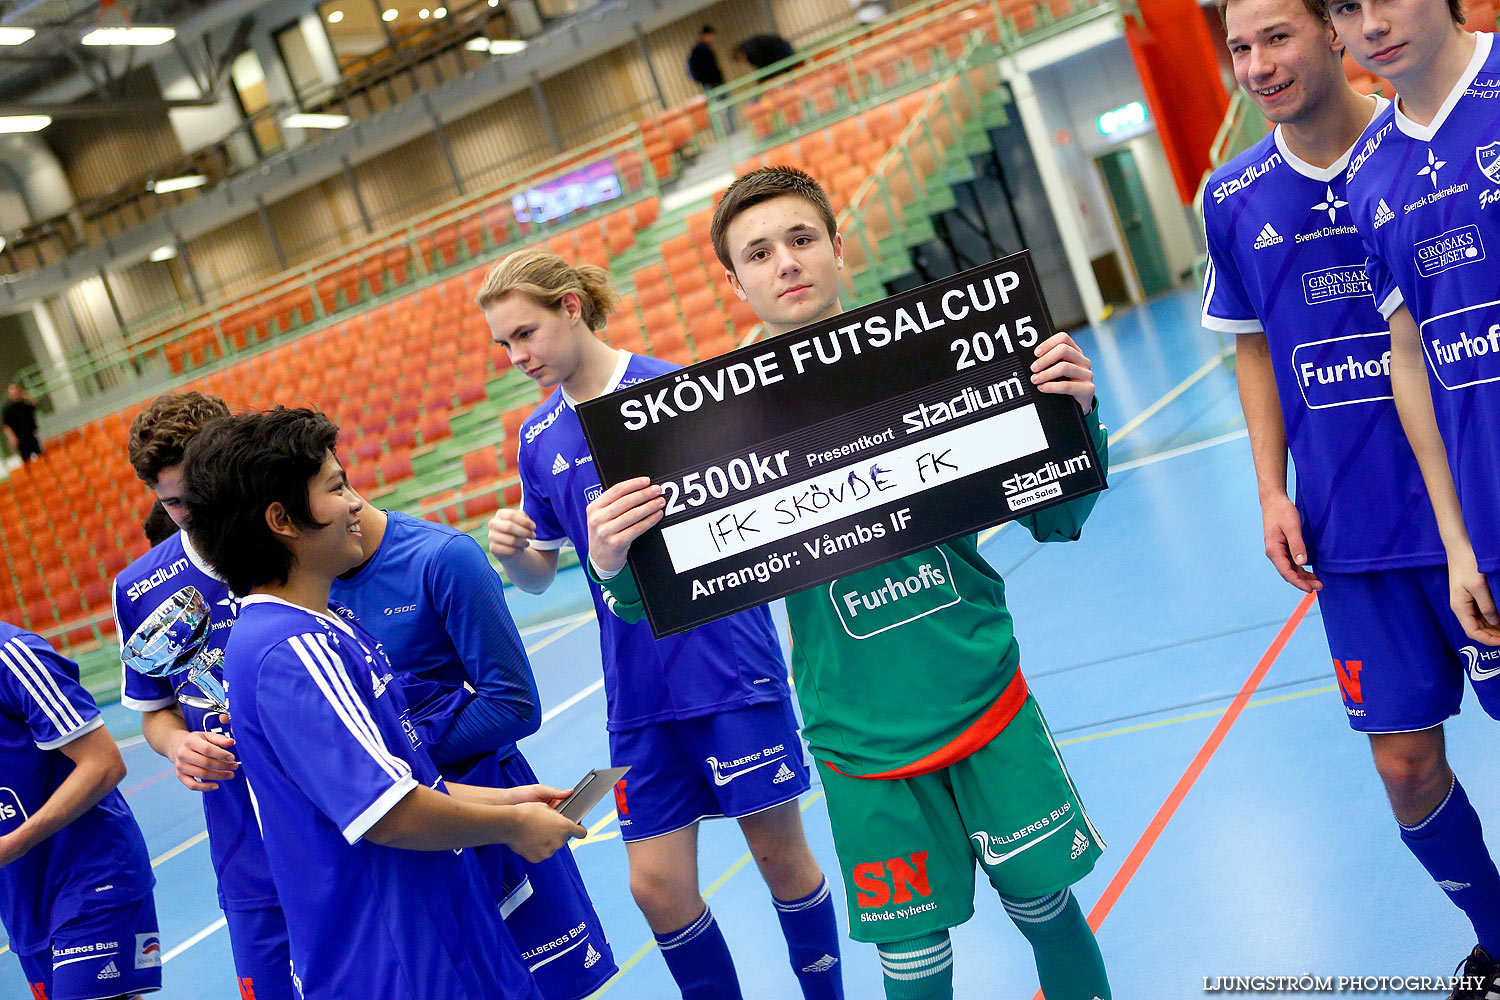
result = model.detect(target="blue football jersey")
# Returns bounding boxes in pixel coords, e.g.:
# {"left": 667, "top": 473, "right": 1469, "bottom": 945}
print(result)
{"left": 1203, "top": 100, "right": 1445, "bottom": 572}
{"left": 113, "top": 531, "right": 279, "bottom": 911}
{"left": 0, "top": 622, "right": 154, "bottom": 957}
{"left": 330, "top": 510, "right": 538, "bottom": 765}
{"left": 519, "top": 350, "right": 791, "bottom": 731}
{"left": 224, "top": 595, "right": 534, "bottom": 1000}
{"left": 1344, "top": 30, "right": 1500, "bottom": 571}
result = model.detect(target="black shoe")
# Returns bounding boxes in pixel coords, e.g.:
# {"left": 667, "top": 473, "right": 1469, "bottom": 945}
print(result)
{"left": 1449, "top": 946, "right": 1500, "bottom": 1000}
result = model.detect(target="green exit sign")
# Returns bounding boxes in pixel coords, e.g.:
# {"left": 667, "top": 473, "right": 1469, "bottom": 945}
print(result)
{"left": 1097, "top": 101, "right": 1148, "bottom": 137}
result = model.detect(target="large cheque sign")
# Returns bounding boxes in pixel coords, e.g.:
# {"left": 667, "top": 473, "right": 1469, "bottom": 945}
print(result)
{"left": 577, "top": 251, "right": 1106, "bottom": 637}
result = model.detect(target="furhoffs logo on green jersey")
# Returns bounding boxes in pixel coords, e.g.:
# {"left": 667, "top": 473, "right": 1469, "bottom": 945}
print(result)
{"left": 830, "top": 547, "right": 960, "bottom": 640}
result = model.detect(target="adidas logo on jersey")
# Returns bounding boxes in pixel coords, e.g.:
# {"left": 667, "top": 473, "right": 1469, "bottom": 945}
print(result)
{"left": 551, "top": 453, "right": 569, "bottom": 475}
{"left": 1373, "top": 199, "right": 1396, "bottom": 229}
{"left": 1438, "top": 879, "right": 1473, "bottom": 892}
{"left": 1070, "top": 830, "right": 1090, "bottom": 860}
{"left": 802, "top": 954, "right": 840, "bottom": 974}
{"left": 1253, "top": 223, "right": 1283, "bottom": 250}
{"left": 584, "top": 944, "right": 602, "bottom": 968}
{"left": 772, "top": 762, "right": 797, "bottom": 784}
{"left": 97, "top": 962, "right": 121, "bottom": 981}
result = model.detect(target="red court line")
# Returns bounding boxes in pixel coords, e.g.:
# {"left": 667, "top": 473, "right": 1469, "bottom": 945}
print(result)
{"left": 1030, "top": 590, "right": 1317, "bottom": 999}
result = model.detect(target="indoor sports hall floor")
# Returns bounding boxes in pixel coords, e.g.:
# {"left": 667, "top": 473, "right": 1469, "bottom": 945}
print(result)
{"left": 10, "top": 286, "right": 1500, "bottom": 999}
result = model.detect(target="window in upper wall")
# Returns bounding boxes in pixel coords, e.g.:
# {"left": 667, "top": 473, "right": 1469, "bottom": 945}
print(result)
{"left": 229, "top": 49, "right": 284, "bottom": 157}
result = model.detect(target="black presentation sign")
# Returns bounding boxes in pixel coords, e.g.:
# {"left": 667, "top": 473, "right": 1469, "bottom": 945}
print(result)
{"left": 577, "top": 251, "right": 1106, "bottom": 638}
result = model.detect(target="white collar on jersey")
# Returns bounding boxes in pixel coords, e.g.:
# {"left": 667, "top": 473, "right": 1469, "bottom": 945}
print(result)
{"left": 180, "top": 530, "right": 226, "bottom": 583}
{"left": 238, "top": 593, "right": 357, "bottom": 637}
{"left": 1274, "top": 95, "right": 1391, "bottom": 181}
{"left": 560, "top": 348, "right": 631, "bottom": 409}
{"left": 1394, "top": 29, "right": 1492, "bottom": 143}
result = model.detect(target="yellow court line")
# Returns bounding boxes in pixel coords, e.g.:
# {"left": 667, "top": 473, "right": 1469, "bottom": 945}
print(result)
{"left": 572, "top": 810, "right": 621, "bottom": 850}
{"left": 0, "top": 827, "right": 218, "bottom": 959}
{"left": 150, "top": 829, "right": 210, "bottom": 868}
{"left": 584, "top": 680, "right": 1338, "bottom": 995}
{"left": 526, "top": 615, "right": 596, "bottom": 656}
{"left": 591, "top": 791, "right": 827, "bottom": 995}
{"left": 976, "top": 346, "right": 1233, "bottom": 548}
{"left": 1057, "top": 684, "right": 1338, "bottom": 749}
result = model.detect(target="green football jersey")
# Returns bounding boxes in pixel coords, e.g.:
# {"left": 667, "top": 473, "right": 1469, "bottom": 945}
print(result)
{"left": 592, "top": 405, "right": 1108, "bottom": 777}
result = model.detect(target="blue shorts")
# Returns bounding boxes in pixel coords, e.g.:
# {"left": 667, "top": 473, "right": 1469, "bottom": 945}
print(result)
{"left": 19, "top": 893, "right": 161, "bottom": 1000}
{"left": 447, "top": 750, "right": 617, "bottom": 1000}
{"left": 608, "top": 698, "right": 812, "bottom": 841}
{"left": 223, "top": 906, "right": 294, "bottom": 1000}
{"left": 1318, "top": 566, "right": 1500, "bottom": 732}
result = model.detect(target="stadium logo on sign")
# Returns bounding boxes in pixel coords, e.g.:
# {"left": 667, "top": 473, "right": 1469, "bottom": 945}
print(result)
{"left": 1477, "top": 142, "right": 1500, "bottom": 185}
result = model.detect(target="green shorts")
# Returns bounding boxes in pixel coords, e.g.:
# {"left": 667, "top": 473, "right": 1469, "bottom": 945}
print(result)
{"left": 817, "top": 694, "right": 1104, "bottom": 943}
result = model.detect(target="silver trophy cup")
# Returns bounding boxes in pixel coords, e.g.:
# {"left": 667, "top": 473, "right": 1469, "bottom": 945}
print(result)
{"left": 121, "top": 585, "right": 229, "bottom": 714}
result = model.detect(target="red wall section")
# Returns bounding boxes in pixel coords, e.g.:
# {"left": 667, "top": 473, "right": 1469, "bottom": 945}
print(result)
{"left": 1125, "top": 0, "right": 1231, "bottom": 203}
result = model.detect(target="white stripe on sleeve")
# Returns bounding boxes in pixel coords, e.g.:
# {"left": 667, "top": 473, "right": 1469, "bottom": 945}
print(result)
{"left": 1, "top": 638, "right": 87, "bottom": 736}
{"left": 309, "top": 632, "right": 408, "bottom": 780}
{"left": 286, "top": 633, "right": 408, "bottom": 784}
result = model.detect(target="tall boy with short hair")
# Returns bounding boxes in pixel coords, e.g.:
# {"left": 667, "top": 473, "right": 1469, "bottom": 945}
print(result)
{"left": 182, "top": 406, "right": 584, "bottom": 1000}
{"left": 585, "top": 166, "right": 1112, "bottom": 1000}
{"left": 481, "top": 249, "right": 844, "bottom": 1000}
{"left": 1205, "top": 1, "right": 1500, "bottom": 992}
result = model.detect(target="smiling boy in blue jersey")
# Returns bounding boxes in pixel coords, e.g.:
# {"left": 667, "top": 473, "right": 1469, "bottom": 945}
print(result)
{"left": 116, "top": 391, "right": 297, "bottom": 1000}
{"left": 481, "top": 251, "right": 845, "bottom": 1000}
{"left": 331, "top": 502, "right": 618, "bottom": 998}
{"left": 0, "top": 621, "right": 161, "bottom": 1000}
{"left": 1206, "top": 3, "right": 1500, "bottom": 995}
{"left": 1329, "top": 1, "right": 1500, "bottom": 989}
{"left": 181, "top": 406, "right": 586, "bottom": 1000}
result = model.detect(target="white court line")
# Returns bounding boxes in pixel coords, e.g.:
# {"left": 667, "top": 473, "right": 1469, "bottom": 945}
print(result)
{"left": 117, "top": 734, "right": 147, "bottom": 749}
{"left": 519, "top": 608, "right": 596, "bottom": 638}
{"left": 1109, "top": 346, "right": 1232, "bottom": 446}
{"left": 978, "top": 347, "right": 1234, "bottom": 545}
{"left": 541, "top": 679, "right": 605, "bottom": 725}
{"left": 1111, "top": 428, "right": 1248, "bottom": 473}
{"left": 162, "top": 917, "right": 227, "bottom": 964}
{"left": 525, "top": 615, "right": 594, "bottom": 657}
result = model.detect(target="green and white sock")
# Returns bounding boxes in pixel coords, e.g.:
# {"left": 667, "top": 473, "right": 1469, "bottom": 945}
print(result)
{"left": 876, "top": 931, "right": 954, "bottom": 1000}
{"left": 1002, "top": 889, "right": 1111, "bottom": 1000}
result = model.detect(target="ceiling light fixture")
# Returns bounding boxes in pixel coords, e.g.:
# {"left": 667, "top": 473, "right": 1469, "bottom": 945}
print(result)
{"left": 0, "top": 27, "right": 36, "bottom": 45}
{"left": 489, "top": 39, "right": 527, "bottom": 55}
{"left": 81, "top": 26, "right": 176, "bottom": 46}
{"left": 149, "top": 174, "right": 209, "bottom": 194}
{"left": 382, "top": 8, "right": 398, "bottom": 21}
{"left": 0, "top": 115, "right": 51, "bottom": 133}
{"left": 283, "top": 112, "right": 350, "bottom": 129}
{"left": 434, "top": 6, "right": 447, "bottom": 16}
{"left": 149, "top": 245, "right": 177, "bottom": 262}
{"left": 327, "top": 10, "right": 344, "bottom": 23}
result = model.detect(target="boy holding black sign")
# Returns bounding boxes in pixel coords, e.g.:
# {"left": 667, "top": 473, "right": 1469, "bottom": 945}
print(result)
{"left": 585, "top": 166, "right": 1112, "bottom": 1000}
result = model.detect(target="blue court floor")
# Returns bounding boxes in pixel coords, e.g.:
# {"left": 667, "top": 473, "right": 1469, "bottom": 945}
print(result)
{"left": 9, "top": 287, "right": 1500, "bottom": 999}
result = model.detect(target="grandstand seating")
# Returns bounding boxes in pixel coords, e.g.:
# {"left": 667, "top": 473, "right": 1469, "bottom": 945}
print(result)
{"left": 25, "top": 0, "right": 1430, "bottom": 665}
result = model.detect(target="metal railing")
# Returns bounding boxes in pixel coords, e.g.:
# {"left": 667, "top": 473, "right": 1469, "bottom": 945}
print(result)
{"left": 19, "top": 0, "right": 1124, "bottom": 414}
{"left": 20, "top": 129, "right": 658, "bottom": 410}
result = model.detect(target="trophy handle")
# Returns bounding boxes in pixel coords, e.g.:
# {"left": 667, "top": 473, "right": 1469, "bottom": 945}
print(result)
{"left": 174, "top": 654, "right": 229, "bottom": 715}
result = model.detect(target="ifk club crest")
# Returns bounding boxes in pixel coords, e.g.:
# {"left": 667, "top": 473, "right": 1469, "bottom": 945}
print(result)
{"left": 1477, "top": 141, "right": 1500, "bottom": 185}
